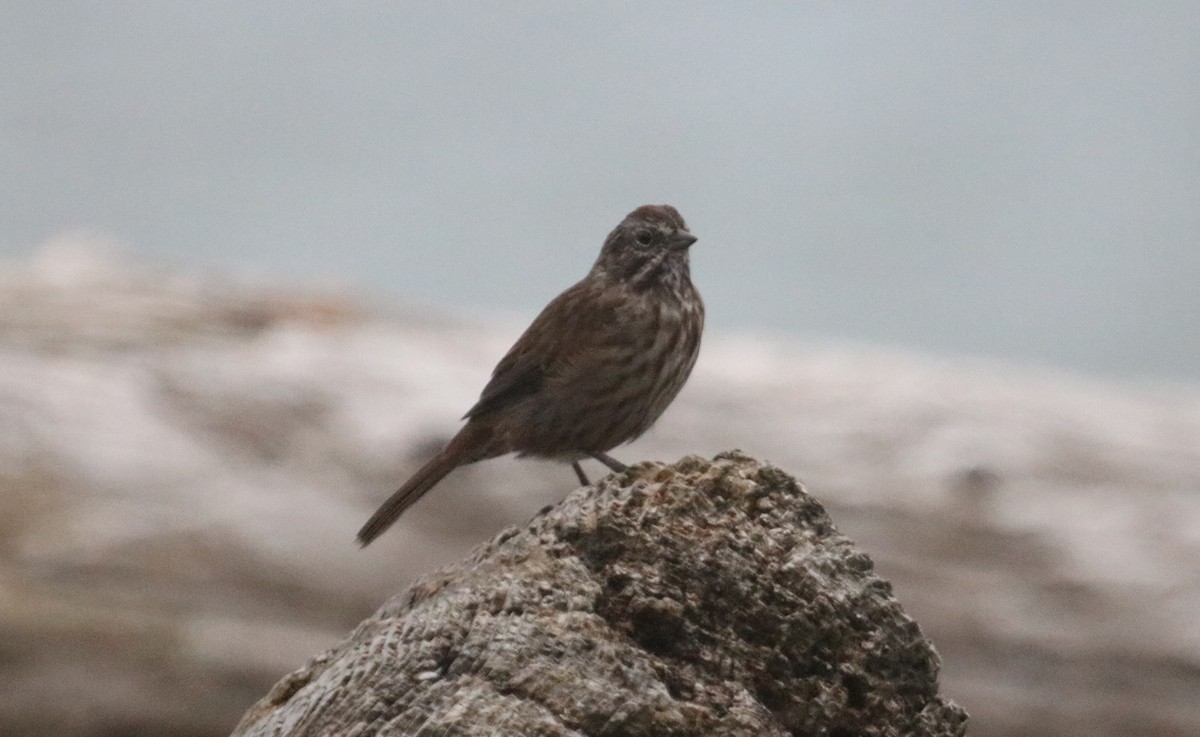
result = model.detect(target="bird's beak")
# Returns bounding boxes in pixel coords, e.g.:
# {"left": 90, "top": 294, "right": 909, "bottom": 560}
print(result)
{"left": 669, "top": 231, "right": 698, "bottom": 250}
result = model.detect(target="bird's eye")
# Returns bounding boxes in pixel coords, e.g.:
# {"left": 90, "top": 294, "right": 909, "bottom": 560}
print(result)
{"left": 636, "top": 230, "right": 654, "bottom": 245}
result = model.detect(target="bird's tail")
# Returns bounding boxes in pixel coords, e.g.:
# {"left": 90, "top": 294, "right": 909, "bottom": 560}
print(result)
{"left": 356, "top": 424, "right": 490, "bottom": 547}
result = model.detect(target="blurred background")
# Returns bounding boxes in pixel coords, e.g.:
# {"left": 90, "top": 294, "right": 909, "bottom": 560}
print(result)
{"left": 1, "top": 3, "right": 1198, "bottom": 736}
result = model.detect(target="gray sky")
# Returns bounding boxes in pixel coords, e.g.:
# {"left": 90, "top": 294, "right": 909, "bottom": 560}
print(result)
{"left": 3, "top": 3, "right": 1198, "bottom": 382}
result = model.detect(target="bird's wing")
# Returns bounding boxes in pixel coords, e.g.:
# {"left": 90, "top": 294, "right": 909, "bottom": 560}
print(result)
{"left": 463, "top": 280, "right": 615, "bottom": 420}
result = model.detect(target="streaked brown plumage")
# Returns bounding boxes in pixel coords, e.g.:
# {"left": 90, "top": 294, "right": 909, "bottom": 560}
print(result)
{"left": 357, "top": 204, "right": 703, "bottom": 546}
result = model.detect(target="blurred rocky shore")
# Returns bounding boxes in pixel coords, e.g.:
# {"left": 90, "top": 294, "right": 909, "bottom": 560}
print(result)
{"left": 1, "top": 243, "right": 1198, "bottom": 737}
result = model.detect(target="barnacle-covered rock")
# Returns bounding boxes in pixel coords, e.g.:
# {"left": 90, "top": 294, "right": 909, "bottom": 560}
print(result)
{"left": 234, "top": 452, "right": 966, "bottom": 737}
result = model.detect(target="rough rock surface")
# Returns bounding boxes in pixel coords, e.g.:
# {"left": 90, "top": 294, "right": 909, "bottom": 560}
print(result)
{"left": 233, "top": 453, "right": 966, "bottom": 737}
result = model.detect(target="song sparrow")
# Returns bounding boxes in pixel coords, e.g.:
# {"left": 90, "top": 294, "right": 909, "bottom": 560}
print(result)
{"left": 357, "top": 204, "right": 704, "bottom": 546}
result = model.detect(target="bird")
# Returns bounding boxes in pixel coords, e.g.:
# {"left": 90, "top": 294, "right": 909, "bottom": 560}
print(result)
{"left": 357, "top": 204, "right": 704, "bottom": 546}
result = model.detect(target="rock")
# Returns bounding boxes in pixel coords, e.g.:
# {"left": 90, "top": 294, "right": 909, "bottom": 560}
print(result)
{"left": 232, "top": 453, "right": 966, "bottom": 737}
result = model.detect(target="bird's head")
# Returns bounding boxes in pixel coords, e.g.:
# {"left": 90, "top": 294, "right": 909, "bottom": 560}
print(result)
{"left": 593, "top": 204, "right": 697, "bottom": 288}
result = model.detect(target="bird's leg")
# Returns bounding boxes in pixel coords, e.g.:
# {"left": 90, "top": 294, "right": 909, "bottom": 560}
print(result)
{"left": 589, "top": 451, "right": 628, "bottom": 473}
{"left": 571, "top": 461, "right": 591, "bottom": 486}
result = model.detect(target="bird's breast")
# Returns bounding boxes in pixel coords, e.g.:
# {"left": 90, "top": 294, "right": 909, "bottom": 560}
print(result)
{"left": 508, "top": 280, "right": 703, "bottom": 457}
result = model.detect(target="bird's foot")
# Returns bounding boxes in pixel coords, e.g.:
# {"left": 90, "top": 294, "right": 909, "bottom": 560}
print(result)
{"left": 588, "top": 451, "right": 628, "bottom": 473}
{"left": 571, "top": 461, "right": 591, "bottom": 486}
